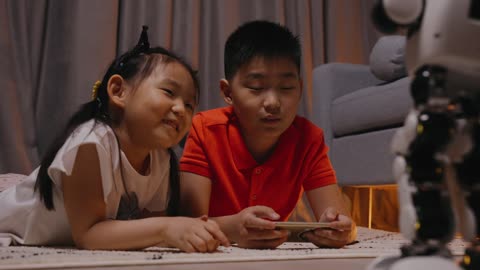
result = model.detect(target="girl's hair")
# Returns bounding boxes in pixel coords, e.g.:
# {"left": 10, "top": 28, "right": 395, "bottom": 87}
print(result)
{"left": 35, "top": 26, "right": 199, "bottom": 216}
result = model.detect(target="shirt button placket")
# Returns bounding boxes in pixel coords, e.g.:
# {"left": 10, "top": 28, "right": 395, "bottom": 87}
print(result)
{"left": 251, "top": 167, "right": 263, "bottom": 203}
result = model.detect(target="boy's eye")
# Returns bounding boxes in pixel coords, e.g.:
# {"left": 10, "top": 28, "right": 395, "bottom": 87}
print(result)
{"left": 280, "top": 86, "right": 295, "bottom": 90}
{"left": 247, "top": 86, "right": 264, "bottom": 91}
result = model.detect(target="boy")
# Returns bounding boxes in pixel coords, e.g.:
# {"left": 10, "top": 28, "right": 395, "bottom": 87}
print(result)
{"left": 179, "top": 20, "right": 356, "bottom": 249}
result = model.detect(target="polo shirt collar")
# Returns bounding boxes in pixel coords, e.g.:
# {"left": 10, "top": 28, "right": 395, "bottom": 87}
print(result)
{"left": 228, "top": 111, "right": 299, "bottom": 171}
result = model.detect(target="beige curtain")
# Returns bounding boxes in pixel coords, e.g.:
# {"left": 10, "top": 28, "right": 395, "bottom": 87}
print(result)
{"left": 0, "top": 0, "right": 381, "bottom": 175}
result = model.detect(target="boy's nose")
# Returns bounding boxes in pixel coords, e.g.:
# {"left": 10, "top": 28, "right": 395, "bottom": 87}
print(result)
{"left": 263, "top": 91, "right": 280, "bottom": 113}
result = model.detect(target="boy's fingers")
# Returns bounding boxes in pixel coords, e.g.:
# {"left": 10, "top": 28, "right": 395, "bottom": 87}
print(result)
{"left": 327, "top": 216, "right": 353, "bottom": 231}
{"left": 249, "top": 205, "right": 280, "bottom": 220}
{"left": 245, "top": 228, "right": 288, "bottom": 240}
{"left": 303, "top": 231, "right": 346, "bottom": 248}
{"left": 313, "top": 227, "right": 350, "bottom": 242}
{"left": 320, "top": 207, "right": 339, "bottom": 222}
{"left": 239, "top": 226, "right": 249, "bottom": 236}
{"left": 245, "top": 215, "right": 276, "bottom": 229}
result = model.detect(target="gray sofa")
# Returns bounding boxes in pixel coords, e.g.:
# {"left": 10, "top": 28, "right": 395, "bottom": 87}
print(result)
{"left": 312, "top": 36, "right": 413, "bottom": 186}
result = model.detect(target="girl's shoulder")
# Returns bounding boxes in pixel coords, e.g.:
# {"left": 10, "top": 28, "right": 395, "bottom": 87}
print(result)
{"left": 47, "top": 120, "right": 119, "bottom": 187}
{"left": 70, "top": 120, "right": 113, "bottom": 141}
{"left": 67, "top": 120, "right": 116, "bottom": 149}
{"left": 55, "top": 120, "right": 119, "bottom": 168}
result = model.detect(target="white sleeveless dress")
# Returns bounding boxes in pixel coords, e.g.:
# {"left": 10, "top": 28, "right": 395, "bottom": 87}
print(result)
{"left": 0, "top": 120, "right": 171, "bottom": 246}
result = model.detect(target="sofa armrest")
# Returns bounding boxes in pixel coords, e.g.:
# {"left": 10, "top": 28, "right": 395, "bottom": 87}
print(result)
{"left": 311, "top": 63, "right": 384, "bottom": 146}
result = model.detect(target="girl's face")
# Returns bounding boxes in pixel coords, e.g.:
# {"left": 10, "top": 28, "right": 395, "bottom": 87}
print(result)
{"left": 121, "top": 61, "right": 197, "bottom": 150}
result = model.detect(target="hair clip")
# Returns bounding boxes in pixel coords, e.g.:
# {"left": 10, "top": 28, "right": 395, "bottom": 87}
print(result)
{"left": 135, "top": 25, "right": 150, "bottom": 53}
{"left": 91, "top": 80, "right": 102, "bottom": 100}
{"left": 117, "top": 25, "right": 151, "bottom": 70}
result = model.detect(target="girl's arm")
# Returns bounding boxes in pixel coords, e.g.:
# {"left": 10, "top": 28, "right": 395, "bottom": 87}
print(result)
{"left": 62, "top": 144, "right": 228, "bottom": 251}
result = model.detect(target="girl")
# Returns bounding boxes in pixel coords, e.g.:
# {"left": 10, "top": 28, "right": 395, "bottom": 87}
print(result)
{"left": 0, "top": 26, "right": 229, "bottom": 252}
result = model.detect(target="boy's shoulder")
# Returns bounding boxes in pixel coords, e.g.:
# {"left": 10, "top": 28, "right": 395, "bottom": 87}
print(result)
{"left": 193, "top": 106, "right": 234, "bottom": 127}
{"left": 292, "top": 115, "right": 324, "bottom": 137}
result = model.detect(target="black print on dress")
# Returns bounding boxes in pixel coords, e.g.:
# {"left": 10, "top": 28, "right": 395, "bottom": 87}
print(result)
{"left": 116, "top": 192, "right": 142, "bottom": 220}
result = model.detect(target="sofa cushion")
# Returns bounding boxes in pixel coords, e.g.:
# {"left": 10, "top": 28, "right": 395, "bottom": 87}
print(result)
{"left": 331, "top": 128, "right": 398, "bottom": 185}
{"left": 331, "top": 77, "right": 411, "bottom": 137}
{"left": 370, "top": 35, "right": 407, "bottom": 82}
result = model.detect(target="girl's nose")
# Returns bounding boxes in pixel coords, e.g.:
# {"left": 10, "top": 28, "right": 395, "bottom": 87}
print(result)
{"left": 171, "top": 98, "right": 186, "bottom": 116}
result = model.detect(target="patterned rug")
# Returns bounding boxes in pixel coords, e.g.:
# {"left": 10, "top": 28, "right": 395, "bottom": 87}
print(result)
{"left": 0, "top": 227, "right": 467, "bottom": 269}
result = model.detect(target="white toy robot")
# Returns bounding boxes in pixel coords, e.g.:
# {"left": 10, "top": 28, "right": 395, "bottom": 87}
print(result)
{"left": 368, "top": 0, "right": 480, "bottom": 269}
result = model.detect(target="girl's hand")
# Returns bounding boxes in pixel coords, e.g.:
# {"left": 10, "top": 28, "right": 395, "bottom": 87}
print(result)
{"left": 163, "top": 216, "right": 230, "bottom": 253}
{"left": 301, "top": 207, "right": 356, "bottom": 248}
{"left": 229, "top": 206, "right": 289, "bottom": 249}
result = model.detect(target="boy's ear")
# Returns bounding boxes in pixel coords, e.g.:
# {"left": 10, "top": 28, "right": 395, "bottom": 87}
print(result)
{"left": 107, "top": 75, "right": 128, "bottom": 109}
{"left": 299, "top": 78, "right": 304, "bottom": 96}
{"left": 220, "top": 79, "right": 233, "bottom": 105}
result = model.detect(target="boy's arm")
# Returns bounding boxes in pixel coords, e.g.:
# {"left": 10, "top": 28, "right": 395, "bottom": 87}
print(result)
{"left": 299, "top": 128, "right": 357, "bottom": 247}
{"left": 180, "top": 172, "right": 288, "bottom": 248}
{"left": 179, "top": 172, "right": 212, "bottom": 216}
{"left": 305, "top": 185, "right": 357, "bottom": 247}
{"left": 306, "top": 184, "right": 349, "bottom": 220}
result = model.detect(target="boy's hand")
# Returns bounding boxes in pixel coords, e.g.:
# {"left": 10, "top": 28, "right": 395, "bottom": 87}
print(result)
{"left": 229, "top": 206, "right": 289, "bottom": 249}
{"left": 163, "top": 216, "right": 230, "bottom": 253}
{"left": 302, "top": 207, "right": 356, "bottom": 248}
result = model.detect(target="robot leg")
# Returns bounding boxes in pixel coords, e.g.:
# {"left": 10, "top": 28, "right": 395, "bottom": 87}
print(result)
{"left": 454, "top": 104, "right": 480, "bottom": 270}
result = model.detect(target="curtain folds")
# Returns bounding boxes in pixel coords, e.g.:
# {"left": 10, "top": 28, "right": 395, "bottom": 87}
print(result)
{"left": 0, "top": 0, "right": 379, "bottom": 174}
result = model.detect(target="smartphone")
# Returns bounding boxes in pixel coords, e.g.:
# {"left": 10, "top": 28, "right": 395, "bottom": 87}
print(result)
{"left": 274, "top": 222, "right": 332, "bottom": 230}
{"left": 274, "top": 222, "right": 334, "bottom": 242}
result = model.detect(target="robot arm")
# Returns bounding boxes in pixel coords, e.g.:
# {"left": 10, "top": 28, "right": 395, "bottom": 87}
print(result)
{"left": 369, "top": 1, "right": 480, "bottom": 269}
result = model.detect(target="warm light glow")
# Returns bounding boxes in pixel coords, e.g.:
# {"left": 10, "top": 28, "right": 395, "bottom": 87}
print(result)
{"left": 464, "top": 255, "right": 471, "bottom": 265}
{"left": 417, "top": 124, "right": 424, "bottom": 134}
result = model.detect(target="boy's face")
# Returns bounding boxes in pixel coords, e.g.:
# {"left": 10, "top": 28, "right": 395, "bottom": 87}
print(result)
{"left": 221, "top": 56, "right": 302, "bottom": 141}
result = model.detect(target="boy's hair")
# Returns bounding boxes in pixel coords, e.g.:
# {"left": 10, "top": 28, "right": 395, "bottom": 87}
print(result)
{"left": 35, "top": 27, "right": 198, "bottom": 215}
{"left": 224, "top": 20, "right": 301, "bottom": 80}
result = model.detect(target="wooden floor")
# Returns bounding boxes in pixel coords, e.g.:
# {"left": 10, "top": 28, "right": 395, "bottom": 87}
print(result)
{"left": 290, "top": 185, "right": 399, "bottom": 232}
{"left": 341, "top": 185, "right": 399, "bottom": 232}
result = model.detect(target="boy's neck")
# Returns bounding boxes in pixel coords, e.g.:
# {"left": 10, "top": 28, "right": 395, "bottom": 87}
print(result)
{"left": 242, "top": 132, "right": 280, "bottom": 164}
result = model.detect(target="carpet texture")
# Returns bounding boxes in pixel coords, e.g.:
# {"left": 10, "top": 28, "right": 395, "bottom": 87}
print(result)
{"left": 0, "top": 227, "right": 467, "bottom": 269}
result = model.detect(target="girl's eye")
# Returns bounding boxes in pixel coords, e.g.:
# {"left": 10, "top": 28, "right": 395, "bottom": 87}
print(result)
{"left": 185, "top": 103, "right": 194, "bottom": 111}
{"left": 162, "top": 88, "right": 174, "bottom": 96}
{"left": 280, "top": 86, "right": 295, "bottom": 90}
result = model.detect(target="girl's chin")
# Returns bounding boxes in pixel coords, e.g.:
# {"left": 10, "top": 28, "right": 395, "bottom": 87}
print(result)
{"left": 155, "top": 138, "right": 181, "bottom": 149}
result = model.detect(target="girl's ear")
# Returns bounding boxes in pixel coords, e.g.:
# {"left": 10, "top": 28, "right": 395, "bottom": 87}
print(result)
{"left": 107, "top": 75, "right": 128, "bottom": 109}
{"left": 220, "top": 79, "right": 233, "bottom": 105}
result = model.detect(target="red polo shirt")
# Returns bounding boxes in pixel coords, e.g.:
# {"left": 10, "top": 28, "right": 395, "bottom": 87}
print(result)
{"left": 179, "top": 106, "right": 337, "bottom": 220}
